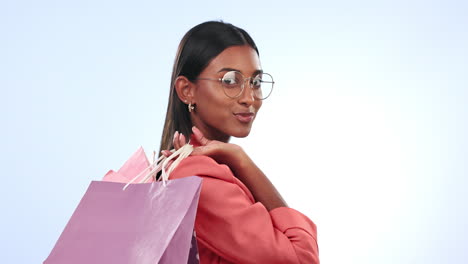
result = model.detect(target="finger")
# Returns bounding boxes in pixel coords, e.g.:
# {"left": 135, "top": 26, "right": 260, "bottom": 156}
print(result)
{"left": 190, "top": 146, "right": 205, "bottom": 156}
{"left": 192, "top": 126, "right": 210, "bottom": 146}
{"left": 179, "top": 132, "right": 186, "bottom": 146}
{"left": 191, "top": 145, "right": 216, "bottom": 156}
{"left": 173, "top": 131, "right": 180, "bottom": 150}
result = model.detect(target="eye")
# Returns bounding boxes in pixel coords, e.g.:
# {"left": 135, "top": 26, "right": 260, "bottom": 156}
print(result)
{"left": 222, "top": 71, "right": 240, "bottom": 87}
{"left": 252, "top": 76, "right": 262, "bottom": 89}
{"left": 222, "top": 77, "right": 237, "bottom": 85}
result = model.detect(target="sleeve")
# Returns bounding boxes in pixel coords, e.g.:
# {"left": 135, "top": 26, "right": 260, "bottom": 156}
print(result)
{"left": 171, "top": 156, "right": 320, "bottom": 264}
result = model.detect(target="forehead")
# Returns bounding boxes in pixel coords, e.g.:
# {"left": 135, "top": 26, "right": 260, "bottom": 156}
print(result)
{"left": 204, "top": 45, "right": 261, "bottom": 75}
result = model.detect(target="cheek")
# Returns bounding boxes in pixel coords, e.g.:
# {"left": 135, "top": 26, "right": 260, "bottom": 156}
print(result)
{"left": 254, "top": 100, "right": 262, "bottom": 113}
{"left": 196, "top": 86, "right": 230, "bottom": 116}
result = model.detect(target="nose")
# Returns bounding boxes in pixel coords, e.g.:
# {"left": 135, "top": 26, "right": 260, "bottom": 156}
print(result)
{"left": 238, "top": 79, "right": 255, "bottom": 105}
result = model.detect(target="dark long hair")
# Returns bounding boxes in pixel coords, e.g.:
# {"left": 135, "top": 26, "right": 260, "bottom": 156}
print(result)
{"left": 158, "top": 21, "right": 259, "bottom": 152}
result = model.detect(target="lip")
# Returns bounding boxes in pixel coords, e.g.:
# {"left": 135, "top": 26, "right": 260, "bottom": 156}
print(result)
{"left": 234, "top": 112, "right": 255, "bottom": 123}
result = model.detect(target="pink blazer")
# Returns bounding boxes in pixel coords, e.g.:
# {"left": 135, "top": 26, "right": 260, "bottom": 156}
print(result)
{"left": 170, "top": 147, "right": 320, "bottom": 263}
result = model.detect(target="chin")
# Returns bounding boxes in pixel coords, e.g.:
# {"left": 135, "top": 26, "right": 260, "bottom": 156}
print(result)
{"left": 230, "top": 128, "right": 251, "bottom": 138}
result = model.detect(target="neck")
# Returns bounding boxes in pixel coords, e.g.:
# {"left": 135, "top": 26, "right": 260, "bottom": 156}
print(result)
{"left": 203, "top": 127, "right": 230, "bottom": 143}
{"left": 191, "top": 117, "right": 230, "bottom": 143}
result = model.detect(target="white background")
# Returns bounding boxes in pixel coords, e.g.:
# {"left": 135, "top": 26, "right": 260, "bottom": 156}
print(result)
{"left": 1, "top": 0, "right": 467, "bottom": 263}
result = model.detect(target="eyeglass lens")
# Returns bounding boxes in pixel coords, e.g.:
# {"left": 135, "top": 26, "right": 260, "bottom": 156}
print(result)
{"left": 221, "top": 71, "right": 273, "bottom": 100}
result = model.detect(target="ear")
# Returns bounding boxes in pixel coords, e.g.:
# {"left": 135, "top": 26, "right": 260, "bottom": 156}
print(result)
{"left": 174, "top": 76, "right": 196, "bottom": 104}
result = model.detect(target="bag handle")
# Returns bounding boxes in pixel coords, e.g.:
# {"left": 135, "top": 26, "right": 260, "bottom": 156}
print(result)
{"left": 160, "top": 144, "right": 193, "bottom": 183}
{"left": 122, "top": 144, "right": 194, "bottom": 190}
{"left": 121, "top": 155, "right": 164, "bottom": 190}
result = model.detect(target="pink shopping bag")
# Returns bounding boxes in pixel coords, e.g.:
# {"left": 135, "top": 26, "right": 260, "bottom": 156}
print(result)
{"left": 44, "top": 147, "right": 201, "bottom": 264}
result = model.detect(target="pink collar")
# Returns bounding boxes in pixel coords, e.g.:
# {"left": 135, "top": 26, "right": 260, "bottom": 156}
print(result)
{"left": 189, "top": 134, "right": 202, "bottom": 147}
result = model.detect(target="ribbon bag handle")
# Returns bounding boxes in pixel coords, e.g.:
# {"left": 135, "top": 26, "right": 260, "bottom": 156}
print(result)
{"left": 122, "top": 144, "right": 194, "bottom": 190}
{"left": 160, "top": 144, "right": 193, "bottom": 183}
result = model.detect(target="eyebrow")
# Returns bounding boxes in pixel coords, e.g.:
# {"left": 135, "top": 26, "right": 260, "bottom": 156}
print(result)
{"left": 217, "top": 67, "right": 263, "bottom": 76}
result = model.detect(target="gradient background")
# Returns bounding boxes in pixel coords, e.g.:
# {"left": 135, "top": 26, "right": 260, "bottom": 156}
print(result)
{"left": 1, "top": 0, "right": 467, "bottom": 263}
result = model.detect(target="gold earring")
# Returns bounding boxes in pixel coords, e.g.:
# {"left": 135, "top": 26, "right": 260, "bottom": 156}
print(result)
{"left": 188, "top": 103, "right": 195, "bottom": 112}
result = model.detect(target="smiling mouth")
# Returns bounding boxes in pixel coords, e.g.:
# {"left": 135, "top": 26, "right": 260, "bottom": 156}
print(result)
{"left": 234, "top": 113, "right": 255, "bottom": 123}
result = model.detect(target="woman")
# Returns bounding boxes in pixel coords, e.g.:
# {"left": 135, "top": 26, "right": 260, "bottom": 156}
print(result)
{"left": 160, "top": 21, "right": 319, "bottom": 264}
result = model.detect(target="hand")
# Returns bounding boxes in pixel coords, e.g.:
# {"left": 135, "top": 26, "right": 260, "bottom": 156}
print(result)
{"left": 161, "top": 127, "right": 245, "bottom": 172}
{"left": 160, "top": 131, "right": 187, "bottom": 158}
{"left": 190, "top": 126, "right": 244, "bottom": 170}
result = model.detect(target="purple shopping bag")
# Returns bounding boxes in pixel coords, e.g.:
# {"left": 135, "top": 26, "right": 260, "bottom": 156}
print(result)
{"left": 44, "top": 176, "right": 202, "bottom": 264}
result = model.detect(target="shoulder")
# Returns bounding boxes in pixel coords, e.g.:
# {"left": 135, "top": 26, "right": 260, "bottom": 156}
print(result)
{"left": 169, "top": 155, "right": 235, "bottom": 183}
{"left": 169, "top": 155, "right": 255, "bottom": 203}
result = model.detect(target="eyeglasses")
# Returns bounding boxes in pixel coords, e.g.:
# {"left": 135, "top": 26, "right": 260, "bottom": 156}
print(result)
{"left": 195, "top": 71, "right": 274, "bottom": 100}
